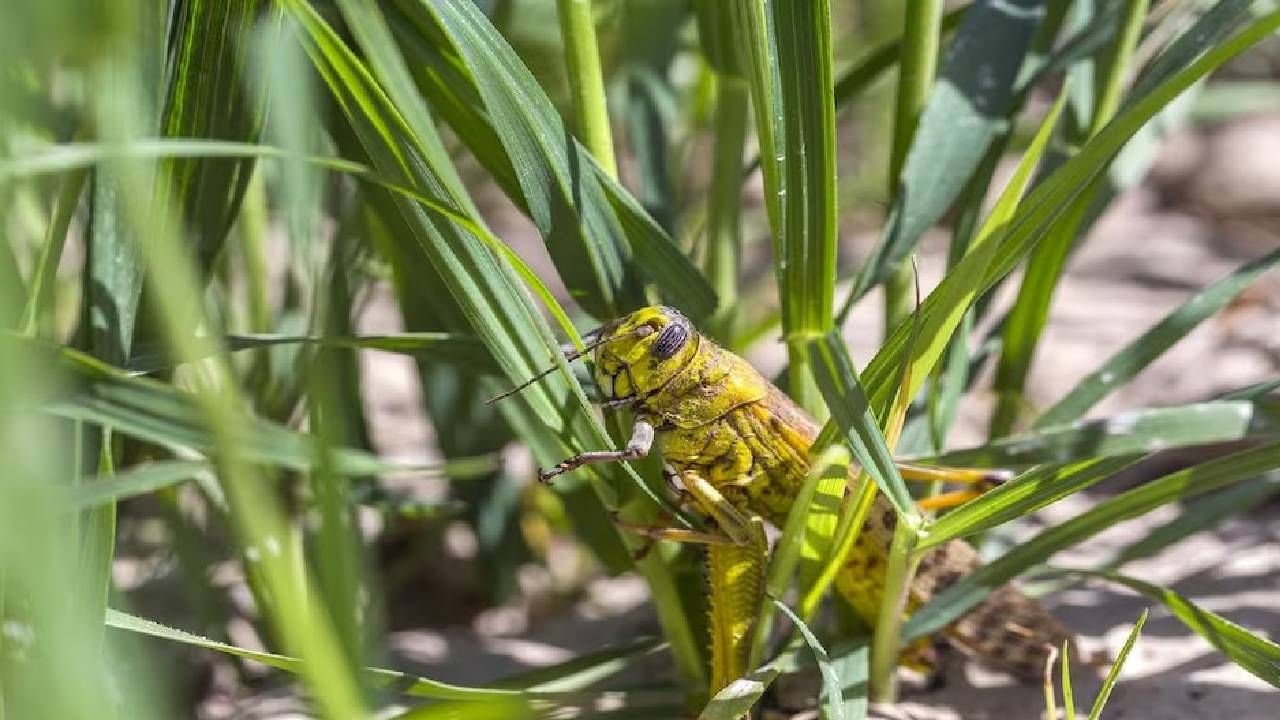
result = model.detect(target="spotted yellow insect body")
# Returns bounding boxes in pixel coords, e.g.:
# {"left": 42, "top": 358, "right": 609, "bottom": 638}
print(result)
{"left": 541, "top": 305, "right": 1073, "bottom": 693}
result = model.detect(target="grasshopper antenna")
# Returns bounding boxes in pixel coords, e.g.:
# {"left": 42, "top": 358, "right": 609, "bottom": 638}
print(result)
{"left": 485, "top": 326, "right": 650, "bottom": 405}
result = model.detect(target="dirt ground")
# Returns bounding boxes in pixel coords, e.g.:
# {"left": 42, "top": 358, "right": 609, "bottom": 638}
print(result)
{"left": 212, "top": 116, "right": 1280, "bottom": 719}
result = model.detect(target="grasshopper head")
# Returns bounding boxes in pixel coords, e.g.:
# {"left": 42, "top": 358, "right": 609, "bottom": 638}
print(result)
{"left": 593, "top": 305, "right": 698, "bottom": 403}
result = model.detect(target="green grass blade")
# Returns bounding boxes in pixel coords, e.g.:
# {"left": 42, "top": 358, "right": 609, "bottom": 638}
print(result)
{"left": 847, "top": 0, "right": 1047, "bottom": 303}
{"left": 919, "top": 401, "right": 1258, "bottom": 468}
{"left": 825, "top": 82, "right": 1067, "bottom": 441}
{"left": 774, "top": 0, "right": 837, "bottom": 336}
{"left": 394, "top": 14, "right": 716, "bottom": 319}
{"left": 24, "top": 341, "right": 482, "bottom": 477}
{"left": 853, "top": 10, "right": 1280, "bottom": 419}
{"left": 827, "top": 640, "right": 868, "bottom": 720}
{"left": 103, "top": 609, "right": 576, "bottom": 701}
{"left": 79, "top": 5, "right": 167, "bottom": 671}
{"left": 987, "top": 182, "right": 1095, "bottom": 436}
{"left": 19, "top": 162, "right": 86, "bottom": 337}
{"left": 160, "top": 0, "right": 265, "bottom": 274}
{"left": 1220, "top": 377, "right": 1280, "bottom": 402}
{"left": 86, "top": 165, "right": 143, "bottom": 369}
{"left": 393, "top": 0, "right": 634, "bottom": 318}
{"left": 905, "top": 439, "right": 1280, "bottom": 641}
{"left": 390, "top": 697, "right": 537, "bottom": 720}
{"left": 63, "top": 460, "right": 214, "bottom": 510}
{"left": 1087, "top": 609, "right": 1147, "bottom": 720}
{"left": 728, "top": 0, "right": 836, "bottom": 414}
{"left": 0, "top": 233, "right": 114, "bottom": 720}
{"left": 330, "top": 0, "right": 479, "bottom": 218}
{"left": 95, "top": 30, "right": 370, "bottom": 717}
{"left": 1036, "top": 247, "right": 1280, "bottom": 427}
{"left": 917, "top": 455, "right": 1138, "bottom": 551}
{"left": 0, "top": 139, "right": 374, "bottom": 180}
{"left": 1061, "top": 640, "right": 1076, "bottom": 720}
{"left": 493, "top": 638, "right": 665, "bottom": 692}
{"left": 282, "top": 0, "right": 707, "bottom": 692}
{"left": 773, "top": 599, "right": 846, "bottom": 720}
{"left": 809, "top": 331, "right": 918, "bottom": 524}
{"left": 1077, "top": 571, "right": 1280, "bottom": 689}
{"left": 729, "top": 0, "right": 784, "bottom": 246}
{"left": 387, "top": 0, "right": 715, "bottom": 320}
{"left": 125, "top": 332, "right": 495, "bottom": 374}
{"left": 699, "top": 666, "right": 783, "bottom": 720}
{"left": 703, "top": 74, "right": 750, "bottom": 341}
{"left": 282, "top": 0, "right": 588, "bottom": 452}
{"left": 773, "top": 0, "right": 839, "bottom": 413}
{"left": 1101, "top": 474, "right": 1280, "bottom": 570}
{"left": 832, "top": 6, "right": 966, "bottom": 109}
{"left": 1125, "top": 0, "right": 1257, "bottom": 102}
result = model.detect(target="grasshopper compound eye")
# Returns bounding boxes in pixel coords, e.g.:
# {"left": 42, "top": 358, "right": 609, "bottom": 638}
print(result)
{"left": 653, "top": 322, "right": 689, "bottom": 360}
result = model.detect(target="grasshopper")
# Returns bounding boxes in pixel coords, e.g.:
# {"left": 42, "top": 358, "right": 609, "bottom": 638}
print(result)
{"left": 496, "top": 305, "right": 1073, "bottom": 700}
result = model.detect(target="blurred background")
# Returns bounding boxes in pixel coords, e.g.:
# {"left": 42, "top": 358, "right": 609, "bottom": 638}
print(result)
{"left": 1, "top": 1, "right": 1278, "bottom": 718}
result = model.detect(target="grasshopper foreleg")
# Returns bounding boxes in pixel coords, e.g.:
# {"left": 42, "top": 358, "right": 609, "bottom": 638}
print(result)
{"left": 539, "top": 420, "right": 655, "bottom": 482}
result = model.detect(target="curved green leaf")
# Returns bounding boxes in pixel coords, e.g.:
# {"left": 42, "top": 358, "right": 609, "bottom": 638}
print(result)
{"left": 917, "top": 455, "right": 1138, "bottom": 551}
{"left": 20, "top": 340, "right": 488, "bottom": 477}
{"left": 920, "top": 401, "right": 1258, "bottom": 468}
{"left": 774, "top": 599, "right": 845, "bottom": 720}
{"left": 855, "top": 10, "right": 1280, "bottom": 418}
{"left": 384, "top": 0, "right": 714, "bottom": 320}
{"left": 905, "top": 439, "right": 1280, "bottom": 641}
{"left": 809, "top": 331, "right": 916, "bottom": 524}
{"left": 125, "top": 332, "right": 494, "bottom": 374}
{"left": 105, "top": 609, "right": 556, "bottom": 701}
{"left": 1070, "top": 571, "right": 1280, "bottom": 690}
{"left": 848, "top": 0, "right": 1047, "bottom": 300}
{"left": 1088, "top": 608, "right": 1147, "bottom": 720}
{"left": 1037, "top": 248, "right": 1280, "bottom": 427}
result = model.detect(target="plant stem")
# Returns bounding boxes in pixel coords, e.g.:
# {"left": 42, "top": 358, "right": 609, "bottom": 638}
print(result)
{"left": 871, "top": 0, "right": 942, "bottom": 701}
{"left": 883, "top": 260, "right": 916, "bottom": 334}
{"left": 889, "top": 0, "right": 943, "bottom": 184}
{"left": 239, "top": 167, "right": 271, "bottom": 334}
{"left": 706, "top": 75, "right": 749, "bottom": 340}
{"left": 20, "top": 163, "right": 87, "bottom": 338}
{"left": 557, "top": 0, "right": 617, "bottom": 178}
{"left": 881, "top": 0, "right": 941, "bottom": 343}
{"left": 869, "top": 519, "right": 921, "bottom": 702}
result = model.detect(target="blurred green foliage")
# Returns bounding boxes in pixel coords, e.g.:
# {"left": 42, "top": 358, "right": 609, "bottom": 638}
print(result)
{"left": 1, "top": 0, "right": 1279, "bottom": 718}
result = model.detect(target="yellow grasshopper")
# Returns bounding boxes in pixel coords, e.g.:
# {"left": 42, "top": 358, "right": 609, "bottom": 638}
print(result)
{"left": 497, "top": 305, "right": 1073, "bottom": 700}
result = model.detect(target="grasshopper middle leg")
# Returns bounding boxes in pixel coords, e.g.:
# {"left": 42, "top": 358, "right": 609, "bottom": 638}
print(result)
{"left": 539, "top": 419, "right": 655, "bottom": 482}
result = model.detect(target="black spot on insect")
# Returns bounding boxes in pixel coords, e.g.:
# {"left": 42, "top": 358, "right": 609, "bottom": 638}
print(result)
{"left": 917, "top": 551, "right": 940, "bottom": 574}
{"left": 935, "top": 569, "right": 963, "bottom": 590}
{"left": 653, "top": 322, "right": 689, "bottom": 360}
{"left": 975, "top": 619, "right": 1001, "bottom": 644}
{"left": 881, "top": 509, "right": 897, "bottom": 531}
